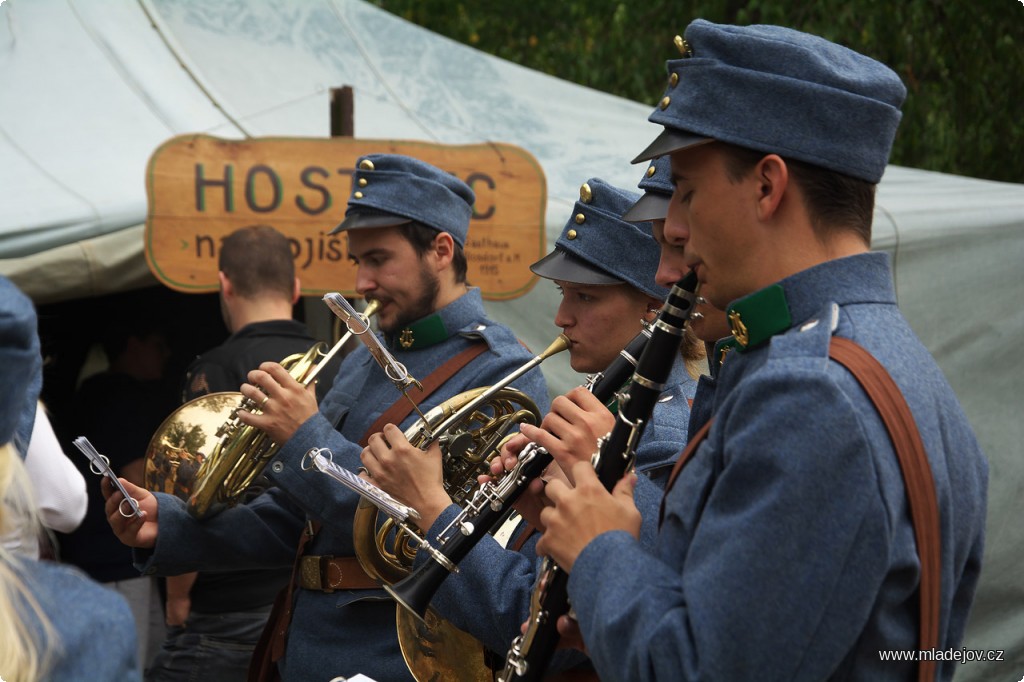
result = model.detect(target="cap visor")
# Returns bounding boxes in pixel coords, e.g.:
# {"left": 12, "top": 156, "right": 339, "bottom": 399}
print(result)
{"left": 529, "top": 250, "right": 622, "bottom": 286}
{"left": 329, "top": 211, "right": 412, "bottom": 235}
{"left": 632, "top": 128, "right": 714, "bottom": 164}
{"left": 622, "top": 193, "right": 671, "bottom": 223}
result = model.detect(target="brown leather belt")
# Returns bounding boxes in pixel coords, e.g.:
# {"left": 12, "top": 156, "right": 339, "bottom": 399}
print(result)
{"left": 298, "top": 555, "right": 379, "bottom": 592}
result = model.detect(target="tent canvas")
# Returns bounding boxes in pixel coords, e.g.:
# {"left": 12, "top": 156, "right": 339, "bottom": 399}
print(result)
{"left": 1, "top": 0, "right": 1022, "bottom": 676}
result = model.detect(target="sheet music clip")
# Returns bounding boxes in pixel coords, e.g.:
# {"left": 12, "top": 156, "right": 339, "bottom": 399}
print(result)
{"left": 304, "top": 448, "right": 457, "bottom": 573}
{"left": 303, "top": 448, "right": 420, "bottom": 522}
{"left": 72, "top": 436, "right": 143, "bottom": 518}
{"left": 322, "top": 293, "right": 424, "bottom": 396}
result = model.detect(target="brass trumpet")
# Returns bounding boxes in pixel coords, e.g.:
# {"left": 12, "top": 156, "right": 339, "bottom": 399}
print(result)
{"left": 144, "top": 300, "right": 379, "bottom": 518}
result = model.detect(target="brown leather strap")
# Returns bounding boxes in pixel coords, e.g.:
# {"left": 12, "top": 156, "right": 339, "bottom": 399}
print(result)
{"left": 298, "top": 555, "right": 379, "bottom": 591}
{"left": 510, "top": 523, "right": 538, "bottom": 552}
{"left": 247, "top": 588, "right": 285, "bottom": 682}
{"left": 658, "top": 418, "right": 714, "bottom": 525}
{"left": 829, "top": 337, "right": 940, "bottom": 682}
{"left": 358, "top": 341, "right": 489, "bottom": 447}
{"left": 248, "top": 522, "right": 316, "bottom": 682}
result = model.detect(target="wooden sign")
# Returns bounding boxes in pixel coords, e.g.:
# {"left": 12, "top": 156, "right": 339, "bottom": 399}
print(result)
{"left": 144, "top": 135, "right": 547, "bottom": 300}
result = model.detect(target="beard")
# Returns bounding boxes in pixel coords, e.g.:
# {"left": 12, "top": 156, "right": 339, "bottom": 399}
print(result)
{"left": 378, "top": 262, "right": 440, "bottom": 335}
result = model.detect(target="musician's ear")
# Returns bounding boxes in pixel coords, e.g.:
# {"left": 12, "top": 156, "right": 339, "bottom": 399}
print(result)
{"left": 431, "top": 231, "right": 456, "bottom": 272}
{"left": 754, "top": 154, "right": 789, "bottom": 221}
{"left": 218, "top": 271, "right": 233, "bottom": 297}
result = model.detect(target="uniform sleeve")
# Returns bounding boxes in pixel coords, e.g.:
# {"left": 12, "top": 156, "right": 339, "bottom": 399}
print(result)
{"left": 424, "top": 505, "right": 538, "bottom": 654}
{"left": 136, "top": 488, "right": 305, "bottom": 576}
{"left": 424, "top": 506, "right": 588, "bottom": 671}
{"left": 566, "top": 369, "right": 894, "bottom": 682}
{"left": 263, "top": 411, "right": 366, "bottom": 525}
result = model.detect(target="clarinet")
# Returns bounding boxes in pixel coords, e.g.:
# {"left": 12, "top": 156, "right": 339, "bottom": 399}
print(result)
{"left": 497, "top": 271, "right": 699, "bottom": 682}
{"left": 384, "top": 327, "right": 654, "bottom": 621}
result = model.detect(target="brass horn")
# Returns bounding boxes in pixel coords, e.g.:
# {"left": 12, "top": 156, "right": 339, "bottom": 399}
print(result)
{"left": 349, "top": 333, "right": 569, "bottom": 682}
{"left": 144, "top": 300, "right": 379, "bottom": 518}
{"left": 352, "top": 333, "right": 569, "bottom": 582}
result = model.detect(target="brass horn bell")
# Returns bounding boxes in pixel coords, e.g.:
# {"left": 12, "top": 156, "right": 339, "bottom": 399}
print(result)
{"left": 144, "top": 300, "right": 380, "bottom": 518}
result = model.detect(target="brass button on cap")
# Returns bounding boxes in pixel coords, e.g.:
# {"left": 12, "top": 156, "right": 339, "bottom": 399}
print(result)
{"left": 579, "top": 182, "right": 593, "bottom": 204}
{"left": 358, "top": 159, "right": 375, "bottom": 171}
{"left": 566, "top": 229, "right": 578, "bottom": 240}
{"left": 358, "top": 178, "right": 368, "bottom": 187}
{"left": 574, "top": 213, "right": 585, "bottom": 225}
{"left": 659, "top": 96, "right": 671, "bottom": 110}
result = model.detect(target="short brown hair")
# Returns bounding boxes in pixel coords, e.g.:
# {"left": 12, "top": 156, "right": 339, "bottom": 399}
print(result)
{"left": 717, "top": 143, "right": 876, "bottom": 245}
{"left": 219, "top": 225, "right": 295, "bottom": 300}
{"left": 398, "top": 223, "right": 469, "bottom": 283}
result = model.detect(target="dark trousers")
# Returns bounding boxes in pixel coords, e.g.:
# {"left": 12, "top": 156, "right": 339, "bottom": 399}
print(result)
{"left": 145, "top": 606, "right": 273, "bottom": 682}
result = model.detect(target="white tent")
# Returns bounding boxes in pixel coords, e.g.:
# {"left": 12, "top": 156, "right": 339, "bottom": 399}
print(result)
{"left": 2, "top": 0, "right": 1022, "bottom": 677}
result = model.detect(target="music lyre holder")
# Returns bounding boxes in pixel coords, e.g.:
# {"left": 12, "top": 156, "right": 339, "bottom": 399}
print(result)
{"left": 73, "top": 436, "right": 143, "bottom": 518}
{"left": 301, "top": 447, "right": 457, "bottom": 573}
{"left": 322, "top": 293, "right": 430, "bottom": 429}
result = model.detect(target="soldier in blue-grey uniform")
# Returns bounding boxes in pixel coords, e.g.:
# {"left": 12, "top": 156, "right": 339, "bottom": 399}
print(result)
{"left": 627, "top": 157, "right": 732, "bottom": 434}
{"left": 535, "top": 20, "right": 988, "bottom": 682}
{"left": 362, "top": 177, "right": 701, "bottom": 667}
{"left": 104, "top": 155, "right": 551, "bottom": 682}
{"left": 1, "top": 274, "right": 139, "bottom": 682}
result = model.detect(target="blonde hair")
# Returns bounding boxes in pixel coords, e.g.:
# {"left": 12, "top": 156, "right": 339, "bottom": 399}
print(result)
{"left": 0, "top": 442, "right": 57, "bottom": 682}
{"left": 633, "top": 289, "right": 707, "bottom": 380}
{"left": 681, "top": 327, "right": 708, "bottom": 381}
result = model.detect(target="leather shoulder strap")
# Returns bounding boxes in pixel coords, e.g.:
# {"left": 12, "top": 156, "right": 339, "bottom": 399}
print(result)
{"left": 828, "top": 337, "right": 941, "bottom": 682}
{"left": 358, "top": 341, "right": 488, "bottom": 447}
{"left": 658, "top": 417, "right": 713, "bottom": 526}
{"left": 510, "top": 523, "right": 538, "bottom": 552}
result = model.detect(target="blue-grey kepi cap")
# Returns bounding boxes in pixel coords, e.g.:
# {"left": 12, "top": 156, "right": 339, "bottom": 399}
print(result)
{"left": 330, "top": 154, "right": 475, "bottom": 248}
{"left": 530, "top": 178, "right": 668, "bottom": 300}
{"left": 633, "top": 20, "right": 907, "bottom": 183}
{"left": 622, "top": 158, "right": 673, "bottom": 223}
{"left": 0, "top": 275, "right": 41, "bottom": 454}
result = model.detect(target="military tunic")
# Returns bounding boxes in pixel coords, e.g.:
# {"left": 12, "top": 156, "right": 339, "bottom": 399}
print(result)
{"left": 567, "top": 253, "right": 987, "bottom": 681}
{"left": 137, "top": 289, "right": 550, "bottom": 682}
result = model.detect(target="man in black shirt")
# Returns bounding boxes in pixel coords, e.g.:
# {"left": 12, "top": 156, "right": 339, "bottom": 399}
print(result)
{"left": 149, "top": 225, "right": 338, "bottom": 682}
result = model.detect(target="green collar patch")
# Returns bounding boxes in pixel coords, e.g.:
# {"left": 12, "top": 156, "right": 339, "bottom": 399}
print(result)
{"left": 387, "top": 314, "right": 449, "bottom": 351}
{"left": 725, "top": 284, "right": 792, "bottom": 352}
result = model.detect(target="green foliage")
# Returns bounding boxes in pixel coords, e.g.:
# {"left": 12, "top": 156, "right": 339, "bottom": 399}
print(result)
{"left": 164, "top": 422, "right": 207, "bottom": 454}
{"left": 371, "top": 0, "right": 1023, "bottom": 183}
